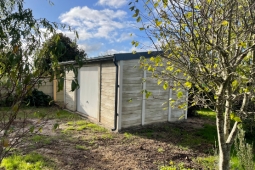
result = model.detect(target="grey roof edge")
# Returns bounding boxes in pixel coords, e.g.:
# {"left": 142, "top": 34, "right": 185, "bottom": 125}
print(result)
{"left": 58, "top": 54, "right": 114, "bottom": 66}
{"left": 58, "top": 51, "right": 162, "bottom": 66}
{"left": 114, "top": 51, "right": 162, "bottom": 61}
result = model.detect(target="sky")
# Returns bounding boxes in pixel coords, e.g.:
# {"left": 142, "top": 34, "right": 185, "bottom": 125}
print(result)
{"left": 23, "top": 0, "right": 151, "bottom": 57}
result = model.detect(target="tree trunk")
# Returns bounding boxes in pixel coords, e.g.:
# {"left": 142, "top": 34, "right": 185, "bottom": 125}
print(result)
{"left": 218, "top": 142, "right": 231, "bottom": 170}
{"left": 216, "top": 105, "right": 231, "bottom": 170}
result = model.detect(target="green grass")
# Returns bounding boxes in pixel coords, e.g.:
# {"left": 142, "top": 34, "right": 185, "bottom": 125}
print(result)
{"left": 0, "top": 152, "right": 54, "bottom": 170}
{"left": 29, "top": 135, "right": 52, "bottom": 145}
{"left": 195, "top": 156, "right": 248, "bottom": 170}
{"left": 196, "top": 108, "right": 216, "bottom": 120}
{"left": 101, "top": 133, "right": 114, "bottom": 140}
{"left": 63, "top": 120, "right": 108, "bottom": 133}
{"left": 75, "top": 145, "right": 89, "bottom": 150}
{"left": 0, "top": 107, "right": 81, "bottom": 120}
{"left": 195, "top": 124, "right": 217, "bottom": 143}
{"left": 160, "top": 161, "right": 193, "bottom": 170}
{"left": 124, "top": 132, "right": 133, "bottom": 139}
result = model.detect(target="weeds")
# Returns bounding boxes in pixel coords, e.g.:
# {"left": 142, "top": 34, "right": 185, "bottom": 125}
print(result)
{"left": 0, "top": 152, "right": 54, "bottom": 170}
{"left": 234, "top": 127, "right": 254, "bottom": 170}
{"left": 75, "top": 145, "right": 89, "bottom": 150}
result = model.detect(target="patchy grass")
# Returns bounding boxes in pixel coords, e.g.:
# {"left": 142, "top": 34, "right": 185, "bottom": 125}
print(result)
{"left": 0, "top": 106, "right": 80, "bottom": 120}
{"left": 63, "top": 120, "right": 108, "bottom": 133}
{"left": 3, "top": 107, "right": 255, "bottom": 169}
{"left": 0, "top": 152, "right": 54, "bottom": 170}
{"left": 75, "top": 145, "right": 89, "bottom": 150}
{"left": 29, "top": 135, "right": 53, "bottom": 145}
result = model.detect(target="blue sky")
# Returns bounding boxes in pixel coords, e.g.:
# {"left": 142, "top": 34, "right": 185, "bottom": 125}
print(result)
{"left": 24, "top": 0, "right": 151, "bottom": 57}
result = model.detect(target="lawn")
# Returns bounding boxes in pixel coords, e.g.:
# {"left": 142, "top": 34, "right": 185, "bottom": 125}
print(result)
{"left": 0, "top": 107, "right": 254, "bottom": 169}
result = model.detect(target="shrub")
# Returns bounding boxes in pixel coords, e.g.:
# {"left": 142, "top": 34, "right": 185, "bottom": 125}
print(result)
{"left": 24, "top": 89, "right": 53, "bottom": 107}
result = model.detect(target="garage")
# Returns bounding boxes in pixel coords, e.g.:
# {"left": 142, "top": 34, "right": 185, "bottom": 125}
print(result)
{"left": 62, "top": 52, "right": 188, "bottom": 131}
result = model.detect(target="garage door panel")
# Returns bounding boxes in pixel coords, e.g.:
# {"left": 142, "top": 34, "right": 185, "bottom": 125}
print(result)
{"left": 77, "top": 66, "right": 99, "bottom": 119}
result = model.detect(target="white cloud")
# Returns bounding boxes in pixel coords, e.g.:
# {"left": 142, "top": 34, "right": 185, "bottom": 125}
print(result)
{"left": 59, "top": 6, "right": 127, "bottom": 40}
{"left": 103, "top": 49, "right": 128, "bottom": 55}
{"left": 78, "top": 43, "right": 103, "bottom": 53}
{"left": 96, "top": 0, "right": 127, "bottom": 9}
{"left": 116, "top": 33, "right": 133, "bottom": 42}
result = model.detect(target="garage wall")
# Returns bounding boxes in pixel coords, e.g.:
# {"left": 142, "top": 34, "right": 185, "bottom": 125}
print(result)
{"left": 169, "top": 90, "right": 187, "bottom": 121}
{"left": 120, "top": 59, "right": 143, "bottom": 128}
{"left": 144, "top": 76, "right": 169, "bottom": 124}
{"left": 36, "top": 78, "right": 53, "bottom": 97}
{"left": 65, "top": 70, "right": 76, "bottom": 111}
{"left": 53, "top": 80, "right": 64, "bottom": 102}
{"left": 119, "top": 59, "right": 188, "bottom": 129}
{"left": 100, "top": 62, "right": 116, "bottom": 127}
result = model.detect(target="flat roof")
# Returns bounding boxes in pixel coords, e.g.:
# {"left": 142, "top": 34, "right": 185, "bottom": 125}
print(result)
{"left": 59, "top": 51, "right": 162, "bottom": 65}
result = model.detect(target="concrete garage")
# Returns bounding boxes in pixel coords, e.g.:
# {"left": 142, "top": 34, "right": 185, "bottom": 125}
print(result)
{"left": 62, "top": 52, "right": 188, "bottom": 131}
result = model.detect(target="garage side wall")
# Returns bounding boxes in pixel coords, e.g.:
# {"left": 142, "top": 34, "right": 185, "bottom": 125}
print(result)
{"left": 100, "top": 62, "right": 116, "bottom": 127}
{"left": 121, "top": 59, "right": 143, "bottom": 128}
{"left": 119, "top": 59, "right": 188, "bottom": 129}
{"left": 144, "top": 75, "right": 169, "bottom": 124}
{"left": 65, "top": 70, "right": 76, "bottom": 111}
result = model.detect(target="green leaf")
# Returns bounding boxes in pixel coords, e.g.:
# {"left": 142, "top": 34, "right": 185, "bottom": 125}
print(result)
{"left": 185, "top": 12, "right": 193, "bottom": 18}
{"left": 233, "top": 116, "right": 242, "bottom": 123}
{"left": 184, "top": 82, "right": 192, "bottom": 88}
{"left": 129, "top": 6, "right": 135, "bottom": 11}
{"left": 157, "top": 79, "right": 163, "bottom": 85}
{"left": 71, "top": 80, "right": 77, "bottom": 92}
{"left": 155, "top": 19, "right": 162, "bottom": 27}
{"left": 162, "top": 0, "right": 168, "bottom": 8}
{"left": 139, "top": 27, "right": 145, "bottom": 30}
{"left": 58, "top": 77, "right": 64, "bottom": 91}
{"left": 148, "top": 65, "right": 154, "bottom": 72}
{"left": 231, "top": 80, "right": 238, "bottom": 89}
{"left": 221, "top": 20, "right": 228, "bottom": 26}
{"left": 154, "top": 2, "right": 159, "bottom": 8}
{"left": 133, "top": 9, "right": 140, "bottom": 17}
{"left": 230, "top": 112, "right": 235, "bottom": 120}
{"left": 137, "top": 16, "right": 141, "bottom": 22}
{"left": 163, "top": 82, "right": 168, "bottom": 90}
{"left": 238, "top": 42, "right": 247, "bottom": 48}
{"left": 177, "top": 91, "right": 183, "bottom": 98}
{"left": 146, "top": 91, "right": 152, "bottom": 98}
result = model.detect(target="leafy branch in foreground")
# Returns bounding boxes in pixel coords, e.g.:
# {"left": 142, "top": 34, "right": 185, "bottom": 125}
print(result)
{"left": 0, "top": 0, "right": 85, "bottom": 162}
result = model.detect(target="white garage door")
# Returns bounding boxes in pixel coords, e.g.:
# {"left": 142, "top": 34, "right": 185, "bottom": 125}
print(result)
{"left": 77, "top": 66, "right": 99, "bottom": 119}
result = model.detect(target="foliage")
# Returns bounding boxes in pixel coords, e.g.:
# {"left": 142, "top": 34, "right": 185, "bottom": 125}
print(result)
{"left": 23, "top": 89, "right": 53, "bottom": 107}
{"left": 0, "top": 0, "right": 84, "bottom": 162}
{"left": 39, "top": 33, "right": 86, "bottom": 63}
{"left": 129, "top": 0, "right": 255, "bottom": 169}
{"left": 234, "top": 127, "right": 254, "bottom": 170}
{"left": 0, "top": 152, "right": 54, "bottom": 170}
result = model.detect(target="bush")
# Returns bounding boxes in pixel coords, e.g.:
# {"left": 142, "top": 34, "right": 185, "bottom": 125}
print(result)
{"left": 24, "top": 89, "right": 53, "bottom": 107}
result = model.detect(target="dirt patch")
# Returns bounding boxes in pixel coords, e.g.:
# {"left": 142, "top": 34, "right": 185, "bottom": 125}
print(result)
{"left": 12, "top": 113, "right": 216, "bottom": 170}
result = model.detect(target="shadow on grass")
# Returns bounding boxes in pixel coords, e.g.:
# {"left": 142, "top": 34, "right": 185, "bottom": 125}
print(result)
{"left": 121, "top": 109, "right": 218, "bottom": 155}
